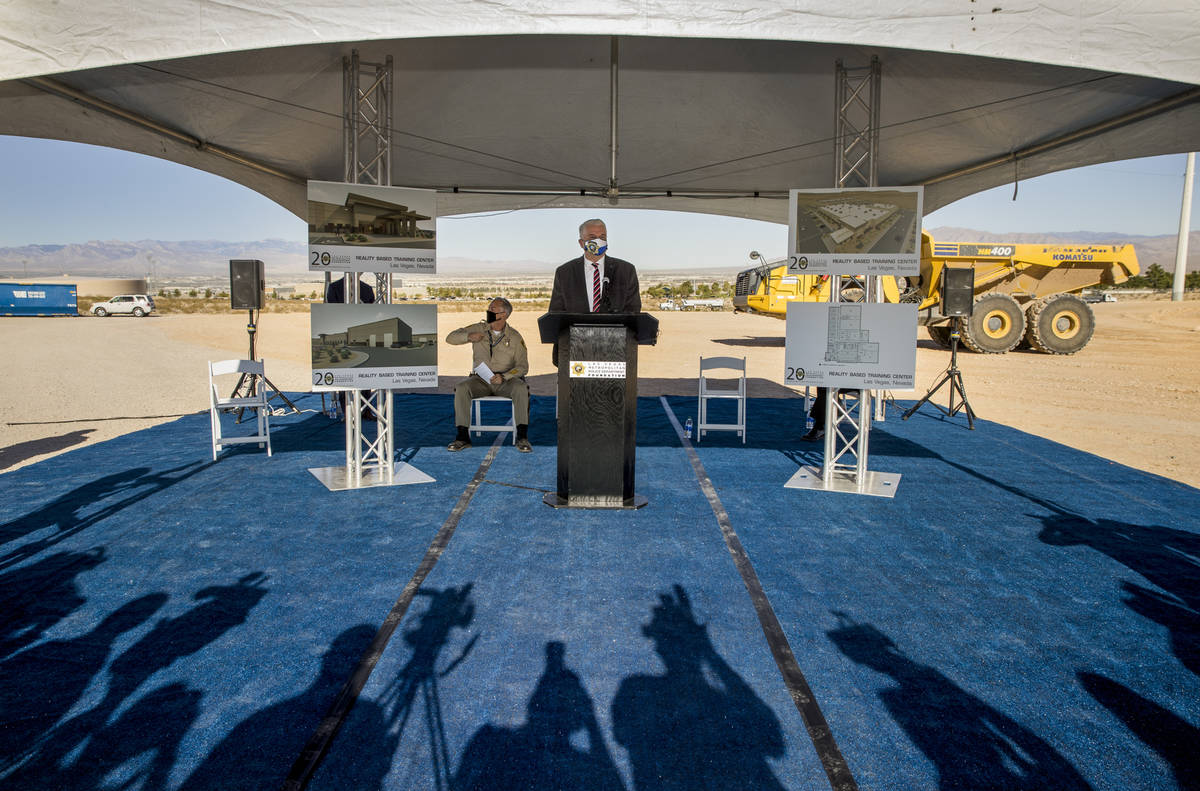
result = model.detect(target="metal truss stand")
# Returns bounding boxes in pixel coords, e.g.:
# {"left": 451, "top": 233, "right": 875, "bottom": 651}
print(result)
{"left": 786, "top": 387, "right": 900, "bottom": 497}
{"left": 833, "top": 56, "right": 880, "bottom": 190}
{"left": 832, "top": 55, "right": 890, "bottom": 424}
{"left": 309, "top": 50, "right": 431, "bottom": 491}
{"left": 901, "top": 317, "right": 976, "bottom": 429}
{"left": 786, "top": 275, "right": 901, "bottom": 498}
{"left": 309, "top": 389, "right": 433, "bottom": 490}
{"left": 785, "top": 56, "right": 899, "bottom": 497}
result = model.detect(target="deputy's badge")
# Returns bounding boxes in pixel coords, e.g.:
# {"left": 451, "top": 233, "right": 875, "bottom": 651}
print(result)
{"left": 572, "top": 362, "right": 585, "bottom": 375}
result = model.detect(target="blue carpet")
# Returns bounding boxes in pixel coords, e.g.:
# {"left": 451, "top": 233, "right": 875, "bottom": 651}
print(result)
{"left": 0, "top": 392, "right": 1196, "bottom": 791}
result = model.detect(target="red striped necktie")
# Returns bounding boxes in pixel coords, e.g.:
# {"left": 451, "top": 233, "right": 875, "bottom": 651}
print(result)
{"left": 591, "top": 262, "right": 601, "bottom": 312}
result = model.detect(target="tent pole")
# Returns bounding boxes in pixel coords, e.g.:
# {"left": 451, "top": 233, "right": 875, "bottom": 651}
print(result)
{"left": 609, "top": 36, "right": 619, "bottom": 202}
{"left": 1174, "top": 152, "right": 1194, "bottom": 302}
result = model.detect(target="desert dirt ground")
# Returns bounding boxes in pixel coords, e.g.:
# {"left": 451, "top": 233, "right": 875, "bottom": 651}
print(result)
{"left": 2, "top": 301, "right": 1198, "bottom": 488}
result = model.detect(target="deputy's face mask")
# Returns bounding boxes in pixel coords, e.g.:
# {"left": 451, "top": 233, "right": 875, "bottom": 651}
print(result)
{"left": 486, "top": 310, "right": 500, "bottom": 323}
{"left": 581, "top": 238, "right": 608, "bottom": 257}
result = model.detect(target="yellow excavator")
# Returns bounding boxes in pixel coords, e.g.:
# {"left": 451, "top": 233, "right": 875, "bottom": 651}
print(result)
{"left": 732, "top": 232, "right": 1139, "bottom": 354}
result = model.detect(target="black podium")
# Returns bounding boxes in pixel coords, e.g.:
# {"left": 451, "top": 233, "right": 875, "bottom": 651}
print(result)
{"left": 538, "top": 312, "right": 659, "bottom": 509}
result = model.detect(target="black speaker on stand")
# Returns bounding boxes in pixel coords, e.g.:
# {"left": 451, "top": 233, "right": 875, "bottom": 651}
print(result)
{"left": 902, "top": 265, "right": 976, "bottom": 428}
{"left": 230, "top": 259, "right": 264, "bottom": 311}
{"left": 941, "top": 265, "right": 975, "bottom": 318}
{"left": 226, "top": 259, "right": 298, "bottom": 414}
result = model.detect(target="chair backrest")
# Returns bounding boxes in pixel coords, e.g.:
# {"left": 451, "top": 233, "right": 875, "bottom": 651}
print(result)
{"left": 699, "top": 356, "right": 746, "bottom": 374}
{"left": 210, "top": 359, "right": 264, "bottom": 378}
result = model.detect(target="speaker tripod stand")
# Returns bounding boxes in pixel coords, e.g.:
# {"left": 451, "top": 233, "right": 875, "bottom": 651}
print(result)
{"left": 229, "top": 310, "right": 299, "bottom": 419}
{"left": 902, "top": 316, "right": 976, "bottom": 429}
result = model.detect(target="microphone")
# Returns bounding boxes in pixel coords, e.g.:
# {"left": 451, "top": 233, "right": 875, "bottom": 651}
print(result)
{"left": 600, "top": 277, "right": 612, "bottom": 312}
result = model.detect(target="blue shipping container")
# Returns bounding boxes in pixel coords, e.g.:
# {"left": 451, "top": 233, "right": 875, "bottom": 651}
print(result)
{"left": 0, "top": 283, "right": 79, "bottom": 316}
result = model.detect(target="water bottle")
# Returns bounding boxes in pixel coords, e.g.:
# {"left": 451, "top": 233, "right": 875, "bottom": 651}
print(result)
{"left": 685, "top": 418, "right": 693, "bottom": 439}
{"left": 806, "top": 415, "right": 815, "bottom": 433}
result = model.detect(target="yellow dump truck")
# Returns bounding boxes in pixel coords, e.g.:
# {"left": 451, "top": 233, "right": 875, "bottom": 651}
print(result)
{"left": 732, "top": 232, "right": 1139, "bottom": 354}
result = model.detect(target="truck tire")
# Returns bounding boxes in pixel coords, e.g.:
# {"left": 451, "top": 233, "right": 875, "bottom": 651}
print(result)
{"left": 1026, "top": 293, "right": 1094, "bottom": 354}
{"left": 94, "top": 307, "right": 108, "bottom": 317}
{"left": 962, "top": 293, "right": 1025, "bottom": 354}
{"left": 926, "top": 325, "right": 953, "bottom": 349}
{"left": 132, "top": 307, "right": 145, "bottom": 317}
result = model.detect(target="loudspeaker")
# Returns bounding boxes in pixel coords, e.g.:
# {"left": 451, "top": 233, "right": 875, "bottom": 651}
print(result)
{"left": 230, "top": 259, "right": 264, "bottom": 310}
{"left": 941, "top": 266, "right": 975, "bottom": 317}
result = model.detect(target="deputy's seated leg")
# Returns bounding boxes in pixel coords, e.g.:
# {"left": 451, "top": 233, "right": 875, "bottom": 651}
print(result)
{"left": 449, "top": 377, "right": 490, "bottom": 451}
{"left": 497, "top": 378, "right": 532, "bottom": 453}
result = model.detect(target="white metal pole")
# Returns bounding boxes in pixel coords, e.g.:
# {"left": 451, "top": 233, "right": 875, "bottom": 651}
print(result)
{"left": 1173, "top": 152, "right": 1195, "bottom": 302}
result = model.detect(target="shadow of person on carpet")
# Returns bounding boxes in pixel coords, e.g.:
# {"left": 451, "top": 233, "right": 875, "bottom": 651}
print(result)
{"left": 0, "top": 462, "right": 207, "bottom": 572}
{"left": 827, "top": 613, "right": 1093, "bottom": 791}
{"left": 312, "top": 584, "right": 478, "bottom": 790}
{"left": 4, "top": 573, "right": 270, "bottom": 788}
{"left": 1040, "top": 515, "right": 1200, "bottom": 678}
{"left": 4, "top": 682, "right": 203, "bottom": 791}
{"left": 610, "top": 584, "right": 786, "bottom": 791}
{"left": 1077, "top": 672, "right": 1199, "bottom": 791}
{"left": 455, "top": 640, "right": 625, "bottom": 791}
{"left": 0, "top": 429, "right": 94, "bottom": 472}
{"left": 180, "top": 624, "right": 380, "bottom": 791}
{"left": 0, "top": 593, "right": 166, "bottom": 772}
{"left": 0, "top": 547, "right": 107, "bottom": 659}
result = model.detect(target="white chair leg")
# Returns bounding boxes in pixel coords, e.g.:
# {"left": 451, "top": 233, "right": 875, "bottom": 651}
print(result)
{"left": 264, "top": 407, "right": 272, "bottom": 457}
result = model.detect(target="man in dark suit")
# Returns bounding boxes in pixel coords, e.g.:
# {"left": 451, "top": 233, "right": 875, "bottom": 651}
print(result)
{"left": 550, "top": 219, "right": 641, "bottom": 314}
{"left": 549, "top": 219, "right": 641, "bottom": 365}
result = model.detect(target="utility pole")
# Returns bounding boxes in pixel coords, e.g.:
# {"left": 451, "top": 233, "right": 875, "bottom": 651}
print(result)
{"left": 1173, "top": 152, "right": 1194, "bottom": 302}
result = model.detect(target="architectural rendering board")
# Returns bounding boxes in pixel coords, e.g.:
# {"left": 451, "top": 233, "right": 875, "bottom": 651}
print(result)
{"left": 311, "top": 303, "right": 438, "bottom": 390}
{"left": 308, "top": 181, "right": 437, "bottom": 273}
{"left": 787, "top": 186, "right": 922, "bottom": 276}
{"left": 784, "top": 302, "right": 916, "bottom": 391}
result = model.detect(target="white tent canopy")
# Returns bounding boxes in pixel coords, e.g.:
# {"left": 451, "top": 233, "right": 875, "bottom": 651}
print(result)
{"left": 2, "top": 1, "right": 1197, "bottom": 222}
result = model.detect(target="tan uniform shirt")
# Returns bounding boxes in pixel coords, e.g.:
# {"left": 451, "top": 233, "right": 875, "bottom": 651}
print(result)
{"left": 445, "top": 322, "right": 529, "bottom": 381}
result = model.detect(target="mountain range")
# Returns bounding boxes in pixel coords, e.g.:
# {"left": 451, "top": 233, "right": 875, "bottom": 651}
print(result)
{"left": 0, "top": 228, "right": 1195, "bottom": 279}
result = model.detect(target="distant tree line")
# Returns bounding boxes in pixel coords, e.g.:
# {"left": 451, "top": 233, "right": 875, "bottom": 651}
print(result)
{"left": 644, "top": 280, "right": 733, "bottom": 299}
{"left": 1112, "top": 263, "right": 1200, "bottom": 289}
{"left": 426, "top": 286, "right": 551, "bottom": 299}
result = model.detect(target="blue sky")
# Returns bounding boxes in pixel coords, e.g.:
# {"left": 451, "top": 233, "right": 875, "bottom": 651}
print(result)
{"left": 0, "top": 136, "right": 1195, "bottom": 268}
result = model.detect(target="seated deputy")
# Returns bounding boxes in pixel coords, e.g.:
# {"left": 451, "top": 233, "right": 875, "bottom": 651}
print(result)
{"left": 446, "top": 297, "right": 532, "bottom": 453}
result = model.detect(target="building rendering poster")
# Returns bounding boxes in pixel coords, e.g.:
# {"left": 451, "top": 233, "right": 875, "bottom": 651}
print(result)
{"left": 311, "top": 303, "right": 438, "bottom": 390}
{"left": 783, "top": 301, "right": 917, "bottom": 391}
{"left": 787, "top": 186, "right": 922, "bottom": 276}
{"left": 307, "top": 181, "right": 437, "bottom": 273}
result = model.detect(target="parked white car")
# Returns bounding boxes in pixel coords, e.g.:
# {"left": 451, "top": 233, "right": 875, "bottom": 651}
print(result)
{"left": 90, "top": 294, "right": 156, "bottom": 317}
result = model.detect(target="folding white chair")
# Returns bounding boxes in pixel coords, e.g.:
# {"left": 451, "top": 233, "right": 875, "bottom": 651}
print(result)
{"left": 208, "top": 359, "right": 272, "bottom": 460}
{"left": 470, "top": 396, "right": 516, "bottom": 445}
{"left": 697, "top": 356, "right": 747, "bottom": 443}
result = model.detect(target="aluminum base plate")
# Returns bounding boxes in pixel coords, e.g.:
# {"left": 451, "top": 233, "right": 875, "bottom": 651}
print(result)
{"left": 784, "top": 465, "right": 901, "bottom": 498}
{"left": 542, "top": 493, "right": 649, "bottom": 510}
{"left": 309, "top": 462, "right": 434, "bottom": 492}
